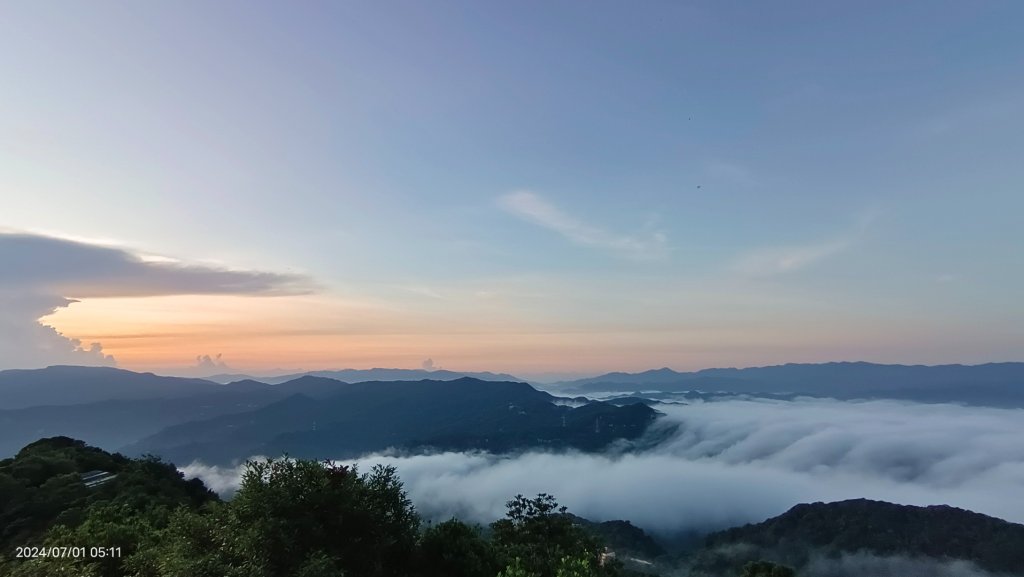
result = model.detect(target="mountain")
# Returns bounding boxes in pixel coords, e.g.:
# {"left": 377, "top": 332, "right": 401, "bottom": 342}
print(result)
{"left": 127, "top": 377, "right": 660, "bottom": 465}
{"left": 0, "top": 387, "right": 291, "bottom": 457}
{"left": 204, "top": 368, "right": 526, "bottom": 385}
{"left": 0, "top": 371, "right": 366, "bottom": 458}
{"left": 558, "top": 362, "right": 1024, "bottom": 406}
{"left": 688, "top": 498, "right": 1024, "bottom": 575}
{"left": 567, "top": 514, "right": 667, "bottom": 559}
{"left": 0, "top": 369, "right": 657, "bottom": 462}
{"left": 0, "top": 366, "right": 221, "bottom": 409}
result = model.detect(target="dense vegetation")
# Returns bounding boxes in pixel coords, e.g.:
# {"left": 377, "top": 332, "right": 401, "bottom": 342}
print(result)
{"left": 0, "top": 437, "right": 214, "bottom": 555}
{"left": 0, "top": 438, "right": 652, "bottom": 577}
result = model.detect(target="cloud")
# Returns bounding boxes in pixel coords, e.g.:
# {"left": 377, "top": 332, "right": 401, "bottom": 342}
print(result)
{"left": 800, "top": 553, "right": 1004, "bottom": 577}
{"left": 179, "top": 460, "right": 250, "bottom": 495}
{"left": 0, "top": 232, "right": 311, "bottom": 298}
{"left": 0, "top": 232, "right": 313, "bottom": 369}
{"left": 195, "top": 353, "right": 229, "bottom": 370}
{"left": 0, "top": 293, "right": 116, "bottom": 368}
{"left": 498, "top": 191, "right": 669, "bottom": 260}
{"left": 182, "top": 398, "right": 1024, "bottom": 539}
{"left": 730, "top": 213, "right": 876, "bottom": 277}
{"left": 421, "top": 358, "right": 437, "bottom": 371}
{"left": 731, "top": 238, "right": 852, "bottom": 277}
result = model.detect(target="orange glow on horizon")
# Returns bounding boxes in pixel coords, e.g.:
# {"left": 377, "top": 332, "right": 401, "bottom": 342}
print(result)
{"left": 40, "top": 293, "right": 967, "bottom": 376}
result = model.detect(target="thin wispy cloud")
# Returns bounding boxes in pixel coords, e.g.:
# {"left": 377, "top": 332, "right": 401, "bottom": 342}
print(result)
{"left": 731, "top": 213, "right": 875, "bottom": 277}
{"left": 498, "top": 191, "right": 669, "bottom": 260}
{"left": 731, "top": 238, "right": 852, "bottom": 277}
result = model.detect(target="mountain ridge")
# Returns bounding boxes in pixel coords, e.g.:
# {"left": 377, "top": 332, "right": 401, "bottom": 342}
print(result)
{"left": 125, "top": 377, "right": 658, "bottom": 465}
{"left": 556, "top": 361, "right": 1024, "bottom": 406}
{"left": 689, "top": 497, "right": 1024, "bottom": 575}
{"left": 0, "top": 365, "right": 220, "bottom": 410}
{"left": 206, "top": 367, "right": 526, "bottom": 385}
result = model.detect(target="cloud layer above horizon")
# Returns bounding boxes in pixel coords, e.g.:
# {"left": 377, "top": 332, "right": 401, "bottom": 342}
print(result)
{"left": 182, "top": 397, "right": 1024, "bottom": 537}
{"left": 0, "top": 232, "right": 311, "bottom": 369}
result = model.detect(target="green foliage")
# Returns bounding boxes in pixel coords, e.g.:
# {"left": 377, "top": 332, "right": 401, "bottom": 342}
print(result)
{"left": 126, "top": 502, "right": 253, "bottom": 577}
{"left": 132, "top": 457, "right": 420, "bottom": 577}
{"left": 3, "top": 437, "right": 632, "bottom": 577}
{"left": 556, "top": 555, "right": 601, "bottom": 577}
{"left": 491, "top": 494, "right": 619, "bottom": 577}
{"left": 232, "top": 458, "right": 419, "bottom": 576}
{"left": 0, "top": 436, "right": 215, "bottom": 564}
{"left": 418, "top": 518, "right": 499, "bottom": 577}
{"left": 499, "top": 557, "right": 539, "bottom": 577}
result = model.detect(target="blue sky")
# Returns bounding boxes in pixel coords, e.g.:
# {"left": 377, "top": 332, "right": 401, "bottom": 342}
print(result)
{"left": 1, "top": 1, "right": 1022, "bottom": 377}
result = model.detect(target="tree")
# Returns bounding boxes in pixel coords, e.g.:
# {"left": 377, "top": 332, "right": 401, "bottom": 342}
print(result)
{"left": 498, "top": 557, "right": 539, "bottom": 577}
{"left": 491, "top": 494, "right": 618, "bottom": 577}
{"left": 417, "top": 518, "right": 499, "bottom": 577}
{"left": 146, "top": 457, "right": 420, "bottom": 577}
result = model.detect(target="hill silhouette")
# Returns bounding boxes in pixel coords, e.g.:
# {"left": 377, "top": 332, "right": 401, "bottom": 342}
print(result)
{"left": 127, "top": 377, "right": 660, "bottom": 464}
{"left": 0, "top": 366, "right": 219, "bottom": 409}
{"left": 690, "top": 498, "right": 1024, "bottom": 575}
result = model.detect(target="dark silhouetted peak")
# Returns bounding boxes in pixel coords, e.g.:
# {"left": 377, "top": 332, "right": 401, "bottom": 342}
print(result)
{"left": 0, "top": 366, "right": 220, "bottom": 410}
{"left": 701, "top": 498, "right": 1024, "bottom": 574}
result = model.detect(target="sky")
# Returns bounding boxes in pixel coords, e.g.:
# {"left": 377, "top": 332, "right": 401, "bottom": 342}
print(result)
{"left": 1, "top": 1, "right": 1022, "bottom": 378}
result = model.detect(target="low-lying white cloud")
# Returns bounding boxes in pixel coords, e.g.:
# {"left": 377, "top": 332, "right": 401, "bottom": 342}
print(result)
{"left": 182, "top": 398, "right": 1024, "bottom": 537}
{"left": 801, "top": 553, "right": 1006, "bottom": 577}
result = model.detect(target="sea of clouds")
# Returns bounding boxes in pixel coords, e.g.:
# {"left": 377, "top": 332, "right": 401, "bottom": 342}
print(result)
{"left": 182, "top": 397, "right": 1024, "bottom": 537}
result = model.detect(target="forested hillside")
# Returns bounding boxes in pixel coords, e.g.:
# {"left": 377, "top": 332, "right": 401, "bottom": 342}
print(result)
{"left": 0, "top": 438, "right": 656, "bottom": 577}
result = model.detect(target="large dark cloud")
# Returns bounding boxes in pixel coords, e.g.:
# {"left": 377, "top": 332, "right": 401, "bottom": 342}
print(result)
{"left": 183, "top": 398, "right": 1024, "bottom": 536}
{"left": 0, "top": 232, "right": 313, "bottom": 369}
{"left": 0, "top": 233, "right": 311, "bottom": 297}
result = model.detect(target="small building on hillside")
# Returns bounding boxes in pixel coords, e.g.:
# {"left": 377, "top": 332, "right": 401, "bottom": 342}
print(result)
{"left": 80, "top": 470, "right": 117, "bottom": 489}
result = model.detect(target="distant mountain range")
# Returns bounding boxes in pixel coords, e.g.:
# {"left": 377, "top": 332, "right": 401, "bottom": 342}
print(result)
{"left": 126, "top": 377, "right": 658, "bottom": 465}
{"left": 4, "top": 362, "right": 1024, "bottom": 462}
{"left": 0, "top": 366, "right": 219, "bottom": 409}
{"left": 557, "top": 361, "right": 1024, "bottom": 406}
{"left": 0, "top": 366, "right": 657, "bottom": 462}
{"left": 0, "top": 366, "right": 527, "bottom": 411}
{"left": 203, "top": 368, "right": 525, "bottom": 385}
